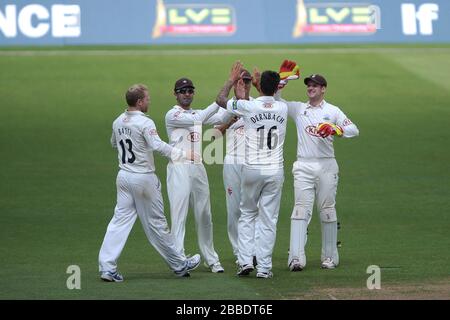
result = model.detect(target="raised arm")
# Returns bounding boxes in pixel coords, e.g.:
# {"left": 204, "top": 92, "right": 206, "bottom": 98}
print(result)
{"left": 205, "top": 106, "right": 235, "bottom": 125}
{"left": 165, "top": 102, "right": 219, "bottom": 128}
{"left": 274, "top": 59, "right": 302, "bottom": 118}
{"left": 274, "top": 89, "right": 302, "bottom": 119}
{"left": 216, "top": 61, "right": 243, "bottom": 108}
{"left": 252, "top": 67, "right": 262, "bottom": 95}
{"left": 215, "top": 116, "right": 239, "bottom": 135}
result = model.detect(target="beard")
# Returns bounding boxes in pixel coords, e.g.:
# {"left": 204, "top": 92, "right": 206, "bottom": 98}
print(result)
{"left": 179, "top": 96, "right": 193, "bottom": 106}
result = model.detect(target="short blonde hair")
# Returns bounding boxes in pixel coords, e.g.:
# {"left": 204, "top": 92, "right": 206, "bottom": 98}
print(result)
{"left": 125, "top": 84, "right": 148, "bottom": 106}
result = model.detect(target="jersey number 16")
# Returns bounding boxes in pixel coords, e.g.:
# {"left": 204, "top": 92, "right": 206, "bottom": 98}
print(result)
{"left": 257, "top": 125, "right": 278, "bottom": 150}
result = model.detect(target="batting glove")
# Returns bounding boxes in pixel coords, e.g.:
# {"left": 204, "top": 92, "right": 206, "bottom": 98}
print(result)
{"left": 316, "top": 122, "right": 343, "bottom": 138}
{"left": 279, "top": 59, "right": 300, "bottom": 81}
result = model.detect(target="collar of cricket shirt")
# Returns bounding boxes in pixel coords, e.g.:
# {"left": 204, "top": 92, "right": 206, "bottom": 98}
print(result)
{"left": 256, "top": 96, "right": 275, "bottom": 102}
{"left": 125, "top": 110, "right": 145, "bottom": 115}
{"left": 174, "top": 105, "right": 194, "bottom": 113}
{"left": 306, "top": 99, "right": 326, "bottom": 109}
{"left": 232, "top": 96, "right": 254, "bottom": 101}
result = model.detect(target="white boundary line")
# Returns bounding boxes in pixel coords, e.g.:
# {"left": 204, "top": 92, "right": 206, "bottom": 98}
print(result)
{"left": 0, "top": 47, "right": 449, "bottom": 56}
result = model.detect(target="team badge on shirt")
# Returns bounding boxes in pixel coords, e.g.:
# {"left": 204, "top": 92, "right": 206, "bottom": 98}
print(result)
{"left": 187, "top": 132, "right": 200, "bottom": 142}
{"left": 342, "top": 118, "right": 353, "bottom": 126}
{"left": 173, "top": 111, "right": 182, "bottom": 119}
{"left": 235, "top": 126, "right": 245, "bottom": 135}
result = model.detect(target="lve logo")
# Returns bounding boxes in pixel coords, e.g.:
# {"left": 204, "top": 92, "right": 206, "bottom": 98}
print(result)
{"left": 401, "top": 3, "right": 439, "bottom": 35}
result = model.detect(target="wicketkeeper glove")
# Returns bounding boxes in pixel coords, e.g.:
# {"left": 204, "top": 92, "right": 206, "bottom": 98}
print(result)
{"left": 279, "top": 59, "right": 300, "bottom": 81}
{"left": 278, "top": 79, "right": 288, "bottom": 90}
{"left": 316, "top": 122, "right": 343, "bottom": 138}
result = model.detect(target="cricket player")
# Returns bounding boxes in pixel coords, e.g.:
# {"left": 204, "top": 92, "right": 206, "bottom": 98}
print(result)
{"left": 98, "top": 84, "right": 201, "bottom": 281}
{"left": 165, "top": 78, "right": 224, "bottom": 273}
{"left": 213, "top": 69, "right": 259, "bottom": 266}
{"left": 216, "top": 62, "right": 288, "bottom": 279}
{"left": 276, "top": 60, "right": 359, "bottom": 271}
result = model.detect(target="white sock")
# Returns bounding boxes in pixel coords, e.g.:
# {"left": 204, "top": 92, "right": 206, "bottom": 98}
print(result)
{"left": 289, "top": 219, "right": 307, "bottom": 265}
{"left": 322, "top": 221, "right": 337, "bottom": 261}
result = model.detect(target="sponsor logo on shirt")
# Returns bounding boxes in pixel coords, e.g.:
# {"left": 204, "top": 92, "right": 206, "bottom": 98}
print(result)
{"left": 173, "top": 111, "right": 182, "bottom": 119}
{"left": 263, "top": 102, "right": 273, "bottom": 109}
{"left": 342, "top": 118, "right": 353, "bottom": 126}
{"left": 187, "top": 132, "right": 200, "bottom": 142}
{"left": 148, "top": 129, "right": 158, "bottom": 135}
{"left": 235, "top": 126, "right": 245, "bottom": 135}
{"left": 305, "top": 125, "right": 321, "bottom": 137}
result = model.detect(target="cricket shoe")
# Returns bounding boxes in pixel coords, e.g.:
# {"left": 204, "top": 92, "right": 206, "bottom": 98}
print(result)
{"left": 236, "top": 264, "right": 254, "bottom": 276}
{"left": 175, "top": 254, "right": 201, "bottom": 277}
{"left": 321, "top": 257, "right": 337, "bottom": 269}
{"left": 187, "top": 254, "right": 201, "bottom": 271}
{"left": 204, "top": 261, "right": 224, "bottom": 273}
{"left": 100, "top": 271, "right": 124, "bottom": 282}
{"left": 236, "top": 257, "right": 256, "bottom": 267}
{"left": 256, "top": 271, "right": 273, "bottom": 279}
{"left": 289, "top": 258, "right": 304, "bottom": 272}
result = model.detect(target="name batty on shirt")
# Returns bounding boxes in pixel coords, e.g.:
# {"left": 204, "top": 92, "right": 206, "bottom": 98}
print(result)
{"left": 117, "top": 127, "right": 132, "bottom": 136}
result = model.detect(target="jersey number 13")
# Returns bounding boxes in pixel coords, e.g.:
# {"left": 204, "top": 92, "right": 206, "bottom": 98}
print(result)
{"left": 119, "top": 139, "right": 136, "bottom": 164}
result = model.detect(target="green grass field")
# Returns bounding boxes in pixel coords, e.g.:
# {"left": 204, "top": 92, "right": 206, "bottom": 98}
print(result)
{"left": 0, "top": 45, "right": 449, "bottom": 299}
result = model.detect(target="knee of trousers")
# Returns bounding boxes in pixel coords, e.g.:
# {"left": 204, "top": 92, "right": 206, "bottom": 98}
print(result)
{"left": 291, "top": 204, "right": 311, "bottom": 220}
{"left": 320, "top": 207, "right": 337, "bottom": 222}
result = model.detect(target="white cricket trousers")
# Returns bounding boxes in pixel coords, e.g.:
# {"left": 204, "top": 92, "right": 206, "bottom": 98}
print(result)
{"left": 224, "top": 160, "right": 258, "bottom": 259}
{"left": 167, "top": 163, "right": 220, "bottom": 266}
{"left": 223, "top": 162, "right": 242, "bottom": 258}
{"left": 238, "top": 167, "right": 284, "bottom": 273}
{"left": 99, "top": 170, "right": 186, "bottom": 273}
{"left": 289, "top": 158, "right": 339, "bottom": 264}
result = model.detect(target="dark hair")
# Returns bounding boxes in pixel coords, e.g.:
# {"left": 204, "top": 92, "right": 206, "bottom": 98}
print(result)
{"left": 260, "top": 71, "right": 280, "bottom": 96}
{"left": 125, "top": 84, "right": 148, "bottom": 106}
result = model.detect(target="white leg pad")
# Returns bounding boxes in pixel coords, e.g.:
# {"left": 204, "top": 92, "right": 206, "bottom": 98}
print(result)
{"left": 288, "top": 219, "right": 307, "bottom": 266}
{"left": 322, "top": 221, "right": 339, "bottom": 265}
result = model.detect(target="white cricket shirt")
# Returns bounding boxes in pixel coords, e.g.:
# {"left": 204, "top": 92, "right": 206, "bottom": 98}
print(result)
{"left": 165, "top": 103, "right": 219, "bottom": 163}
{"left": 226, "top": 96, "right": 288, "bottom": 169}
{"left": 276, "top": 94, "right": 359, "bottom": 158}
{"left": 212, "top": 106, "right": 246, "bottom": 164}
{"left": 111, "top": 110, "right": 184, "bottom": 173}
